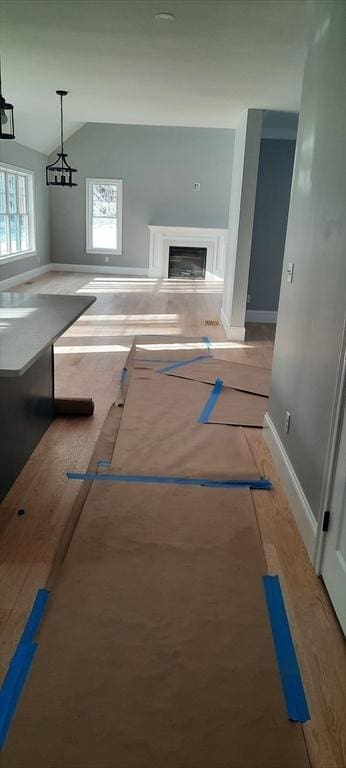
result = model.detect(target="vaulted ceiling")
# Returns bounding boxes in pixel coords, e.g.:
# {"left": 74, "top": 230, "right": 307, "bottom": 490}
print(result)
{"left": 0, "top": 0, "right": 308, "bottom": 154}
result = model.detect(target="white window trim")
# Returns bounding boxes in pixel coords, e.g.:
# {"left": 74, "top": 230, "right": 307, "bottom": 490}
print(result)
{"left": 0, "top": 162, "right": 37, "bottom": 262}
{"left": 86, "top": 178, "right": 123, "bottom": 255}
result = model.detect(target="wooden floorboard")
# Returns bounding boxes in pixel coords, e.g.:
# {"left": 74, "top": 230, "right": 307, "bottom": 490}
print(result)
{"left": 0, "top": 271, "right": 345, "bottom": 768}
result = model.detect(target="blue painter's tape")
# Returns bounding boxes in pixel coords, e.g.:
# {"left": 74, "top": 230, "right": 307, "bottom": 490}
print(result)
{"left": 198, "top": 378, "right": 223, "bottom": 423}
{"left": 19, "top": 589, "right": 50, "bottom": 646}
{"left": 0, "top": 644, "right": 37, "bottom": 750}
{"left": 0, "top": 588, "right": 50, "bottom": 749}
{"left": 158, "top": 354, "right": 211, "bottom": 374}
{"left": 263, "top": 575, "right": 310, "bottom": 723}
{"left": 202, "top": 335, "right": 212, "bottom": 353}
{"left": 67, "top": 471, "right": 271, "bottom": 490}
{"left": 97, "top": 460, "right": 112, "bottom": 468}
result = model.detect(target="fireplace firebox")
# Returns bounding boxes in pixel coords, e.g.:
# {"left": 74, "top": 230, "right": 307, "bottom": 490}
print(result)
{"left": 168, "top": 246, "right": 207, "bottom": 279}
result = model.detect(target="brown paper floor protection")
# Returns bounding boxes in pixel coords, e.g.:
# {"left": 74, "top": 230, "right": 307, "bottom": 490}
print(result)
{"left": 205, "top": 385, "right": 267, "bottom": 428}
{"left": 111, "top": 371, "right": 260, "bottom": 479}
{"left": 1, "top": 484, "right": 309, "bottom": 768}
{"left": 165, "top": 357, "right": 271, "bottom": 396}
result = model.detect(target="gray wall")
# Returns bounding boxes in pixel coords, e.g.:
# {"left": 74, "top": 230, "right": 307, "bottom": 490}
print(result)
{"left": 247, "top": 139, "right": 296, "bottom": 312}
{"left": 0, "top": 142, "right": 50, "bottom": 282}
{"left": 268, "top": 0, "right": 346, "bottom": 520}
{"left": 49, "top": 123, "right": 234, "bottom": 269}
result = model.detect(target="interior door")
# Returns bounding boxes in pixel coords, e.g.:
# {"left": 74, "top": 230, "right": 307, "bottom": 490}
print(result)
{"left": 321, "top": 372, "right": 346, "bottom": 635}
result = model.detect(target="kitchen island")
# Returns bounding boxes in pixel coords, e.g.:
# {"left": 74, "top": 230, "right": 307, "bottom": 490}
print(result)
{"left": 0, "top": 292, "right": 96, "bottom": 502}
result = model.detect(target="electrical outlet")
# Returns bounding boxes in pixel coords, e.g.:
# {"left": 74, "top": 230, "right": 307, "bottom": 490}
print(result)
{"left": 285, "top": 411, "right": 291, "bottom": 433}
{"left": 247, "top": 293, "right": 251, "bottom": 304}
{"left": 105, "top": 256, "right": 110, "bottom": 263}
{"left": 193, "top": 182, "right": 201, "bottom": 191}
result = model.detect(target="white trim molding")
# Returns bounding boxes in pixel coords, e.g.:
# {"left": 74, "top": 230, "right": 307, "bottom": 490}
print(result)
{"left": 50, "top": 263, "right": 148, "bottom": 276}
{"left": 148, "top": 225, "right": 228, "bottom": 279}
{"left": 263, "top": 412, "right": 318, "bottom": 561}
{"left": 0, "top": 263, "right": 50, "bottom": 290}
{"left": 0, "top": 262, "right": 148, "bottom": 290}
{"left": 220, "top": 306, "right": 246, "bottom": 342}
{"left": 245, "top": 309, "right": 278, "bottom": 323}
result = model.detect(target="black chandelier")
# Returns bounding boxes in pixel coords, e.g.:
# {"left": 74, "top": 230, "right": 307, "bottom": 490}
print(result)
{"left": 0, "top": 58, "right": 15, "bottom": 140}
{"left": 46, "top": 90, "right": 77, "bottom": 187}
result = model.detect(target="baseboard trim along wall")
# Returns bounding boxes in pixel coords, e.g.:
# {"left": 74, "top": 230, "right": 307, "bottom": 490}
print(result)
{"left": 263, "top": 412, "right": 318, "bottom": 562}
{"left": 220, "top": 306, "right": 246, "bottom": 342}
{"left": 0, "top": 264, "right": 51, "bottom": 290}
{"left": 246, "top": 309, "right": 278, "bottom": 323}
{"left": 50, "top": 263, "right": 149, "bottom": 276}
{"left": 0, "top": 263, "right": 149, "bottom": 290}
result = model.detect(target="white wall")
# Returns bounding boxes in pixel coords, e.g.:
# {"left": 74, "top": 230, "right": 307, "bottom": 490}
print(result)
{"left": 221, "top": 109, "right": 262, "bottom": 340}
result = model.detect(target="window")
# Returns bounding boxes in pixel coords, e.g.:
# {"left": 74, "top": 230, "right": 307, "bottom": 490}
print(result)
{"left": 0, "top": 165, "right": 36, "bottom": 260}
{"left": 86, "top": 178, "right": 123, "bottom": 255}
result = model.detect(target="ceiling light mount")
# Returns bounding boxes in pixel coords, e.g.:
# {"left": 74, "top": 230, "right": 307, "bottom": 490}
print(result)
{"left": 0, "top": 57, "right": 15, "bottom": 140}
{"left": 46, "top": 89, "right": 77, "bottom": 187}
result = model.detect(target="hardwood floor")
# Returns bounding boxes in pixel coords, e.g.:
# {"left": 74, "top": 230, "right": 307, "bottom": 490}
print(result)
{"left": 0, "top": 271, "right": 345, "bottom": 768}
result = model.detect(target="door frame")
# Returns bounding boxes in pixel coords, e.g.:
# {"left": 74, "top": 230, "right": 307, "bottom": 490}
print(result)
{"left": 314, "top": 317, "right": 346, "bottom": 572}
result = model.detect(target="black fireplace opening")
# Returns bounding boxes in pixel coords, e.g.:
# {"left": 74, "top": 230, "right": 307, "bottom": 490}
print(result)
{"left": 168, "top": 246, "right": 207, "bottom": 279}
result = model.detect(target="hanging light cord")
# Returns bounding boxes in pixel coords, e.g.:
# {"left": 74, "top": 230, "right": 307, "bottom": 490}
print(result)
{"left": 60, "top": 92, "right": 64, "bottom": 155}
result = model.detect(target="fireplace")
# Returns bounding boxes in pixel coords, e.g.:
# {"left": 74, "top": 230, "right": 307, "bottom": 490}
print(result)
{"left": 168, "top": 246, "right": 207, "bottom": 279}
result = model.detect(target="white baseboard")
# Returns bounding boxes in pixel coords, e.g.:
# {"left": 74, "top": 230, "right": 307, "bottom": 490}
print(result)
{"left": 50, "top": 263, "right": 148, "bottom": 276}
{"left": 220, "top": 307, "right": 246, "bottom": 342}
{"left": 263, "top": 412, "right": 318, "bottom": 561}
{"left": 0, "top": 263, "right": 50, "bottom": 290}
{"left": 246, "top": 309, "right": 278, "bottom": 323}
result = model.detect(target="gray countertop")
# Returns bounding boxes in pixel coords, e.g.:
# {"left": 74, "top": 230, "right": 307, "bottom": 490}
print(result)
{"left": 0, "top": 292, "right": 96, "bottom": 376}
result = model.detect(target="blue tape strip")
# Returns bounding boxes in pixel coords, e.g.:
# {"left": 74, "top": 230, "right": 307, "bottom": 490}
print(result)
{"left": 202, "top": 335, "right": 212, "bottom": 354}
{"left": 97, "top": 460, "right": 112, "bottom": 468}
{"left": 198, "top": 378, "right": 223, "bottom": 423}
{"left": 67, "top": 471, "right": 271, "bottom": 490}
{"left": 263, "top": 575, "right": 310, "bottom": 723}
{"left": 158, "top": 354, "right": 211, "bottom": 374}
{"left": 0, "top": 644, "right": 37, "bottom": 750}
{"left": 19, "top": 588, "right": 50, "bottom": 646}
{"left": 0, "top": 588, "right": 50, "bottom": 749}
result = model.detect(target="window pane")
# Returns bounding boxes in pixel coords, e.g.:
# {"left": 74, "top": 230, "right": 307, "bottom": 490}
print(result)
{"left": 17, "top": 175, "right": 27, "bottom": 214}
{"left": 0, "top": 173, "right": 6, "bottom": 213}
{"left": 7, "top": 174, "right": 17, "bottom": 213}
{"left": 0, "top": 214, "right": 9, "bottom": 255}
{"left": 9, "top": 214, "right": 19, "bottom": 252}
{"left": 92, "top": 184, "right": 117, "bottom": 217}
{"left": 19, "top": 214, "right": 29, "bottom": 251}
{"left": 92, "top": 217, "right": 117, "bottom": 250}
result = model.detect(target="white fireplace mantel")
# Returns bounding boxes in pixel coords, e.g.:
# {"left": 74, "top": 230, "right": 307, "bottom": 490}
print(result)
{"left": 148, "top": 226, "right": 228, "bottom": 279}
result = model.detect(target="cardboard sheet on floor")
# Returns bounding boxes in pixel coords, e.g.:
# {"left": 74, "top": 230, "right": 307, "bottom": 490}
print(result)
{"left": 205, "top": 385, "right": 267, "bottom": 428}
{"left": 111, "top": 371, "right": 260, "bottom": 479}
{"left": 164, "top": 356, "right": 271, "bottom": 396}
{"left": 1, "top": 483, "right": 309, "bottom": 768}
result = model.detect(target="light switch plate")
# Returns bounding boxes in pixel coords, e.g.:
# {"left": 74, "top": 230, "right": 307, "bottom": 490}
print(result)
{"left": 193, "top": 182, "right": 201, "bottom": 191}
{"left": 287, "top": 262, "right": 294, "bottom": 283}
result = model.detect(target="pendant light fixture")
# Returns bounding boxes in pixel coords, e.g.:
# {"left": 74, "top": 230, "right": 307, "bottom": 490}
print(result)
{"left": 0, "top": 58, "right": 15, "bottom": 140}
{"left": 46, "top": 90, "right": 77, "bottom": 187}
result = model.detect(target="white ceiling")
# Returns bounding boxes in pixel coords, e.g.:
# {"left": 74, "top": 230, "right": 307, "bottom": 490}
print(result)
{"left": 0, "top": 0, "right": 308, "bottom": 155}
